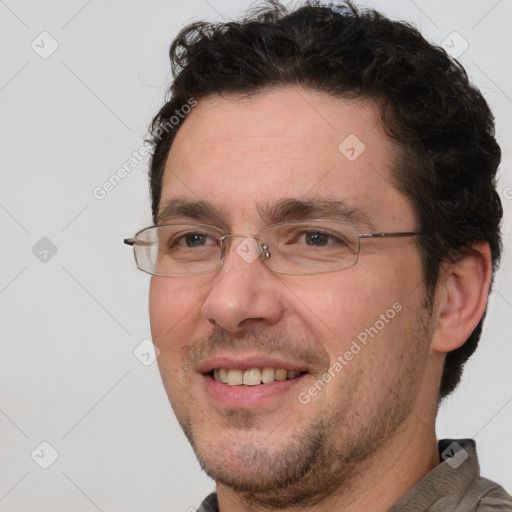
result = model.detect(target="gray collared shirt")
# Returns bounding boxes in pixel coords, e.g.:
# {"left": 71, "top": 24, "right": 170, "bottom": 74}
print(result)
{"left": 197, "top": 439, "right": 512, "bottom": 511}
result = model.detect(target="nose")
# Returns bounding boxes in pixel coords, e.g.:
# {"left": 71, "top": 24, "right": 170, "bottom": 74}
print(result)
{"left": 201, "top": 235, "right": 284, "bottom": 333}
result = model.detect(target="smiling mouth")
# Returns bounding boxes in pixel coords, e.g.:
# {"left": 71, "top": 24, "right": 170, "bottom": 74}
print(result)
{"left": 210, "top": 368, "right": 306, "bottom": 386}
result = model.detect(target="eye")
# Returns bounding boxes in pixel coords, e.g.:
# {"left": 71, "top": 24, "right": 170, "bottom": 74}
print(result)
{"left": 171, "top": 231, "right": 214, "bottom": 248}
{"left": 182, "top": 233, "right": 208, "bottom": 247}
{"left": 304, "top": 231, "right": 330, "bottom": 246}
{"left": 296, "top": 230, "right": 347, "bottom": 247}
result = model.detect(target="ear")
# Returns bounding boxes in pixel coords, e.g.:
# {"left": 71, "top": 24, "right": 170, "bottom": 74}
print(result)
{"left": 430, "top": 242, "right": 493, "bottom": 354}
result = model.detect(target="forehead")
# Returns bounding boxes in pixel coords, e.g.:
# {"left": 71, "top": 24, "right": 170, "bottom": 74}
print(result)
{"left": 161, "top": 86, "right": 414, "bottom": 229}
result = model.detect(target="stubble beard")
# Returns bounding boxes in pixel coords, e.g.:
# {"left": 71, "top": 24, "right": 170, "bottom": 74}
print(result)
{"left": 182, "top": 358, "right": 426, "bottom": 508}
{"left": 174, "top": 310, "right": 431, "bottom": 509}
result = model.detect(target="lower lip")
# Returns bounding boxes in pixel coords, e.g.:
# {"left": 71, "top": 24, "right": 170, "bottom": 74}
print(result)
{"left": 203, "top": 374, "right": 306, "bottom": 408}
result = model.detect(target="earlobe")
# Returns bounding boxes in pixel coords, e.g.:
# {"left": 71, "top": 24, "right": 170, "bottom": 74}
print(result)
{"left": 430, "top": 243, "right": 492, "bottom": 354}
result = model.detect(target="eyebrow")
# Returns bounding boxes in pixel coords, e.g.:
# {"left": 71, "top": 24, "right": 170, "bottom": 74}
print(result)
{"left": 157, "top": 199, "right": 226, "bottom": 225}
{"left": 259, "top": 198, "right": 377, "bottom": 231}
{"left": 157, "top": 197, "right": 377, "bottom": 231}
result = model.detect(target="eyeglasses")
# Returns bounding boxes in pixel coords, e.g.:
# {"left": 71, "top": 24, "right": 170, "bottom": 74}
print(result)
{"left": 124, "top": 220, "right": 421, "bottom": 277}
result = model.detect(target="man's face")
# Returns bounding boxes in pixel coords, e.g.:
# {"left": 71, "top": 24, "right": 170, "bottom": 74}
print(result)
{"left": 149, "top": 87, "right": 434, "bottom": 506}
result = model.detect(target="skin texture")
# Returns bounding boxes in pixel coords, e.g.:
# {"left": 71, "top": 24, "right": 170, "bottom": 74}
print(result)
{"left": 149, "top": 86, "right": 492, "bottom": 511}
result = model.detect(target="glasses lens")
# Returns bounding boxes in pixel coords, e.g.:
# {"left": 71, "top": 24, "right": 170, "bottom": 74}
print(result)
{"left": 134, "top": 224, "right": 223, "bottom": 276}
{"left": 261, "top": 220, "right": 360, "bottom": 274}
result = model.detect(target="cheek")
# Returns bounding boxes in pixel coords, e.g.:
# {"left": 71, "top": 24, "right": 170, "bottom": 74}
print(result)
{"left": 149, "top": 278, "right": 201, "bottom": 360}
{"left": 284, "top": 261, "right": 421, "bottom": 361}
{"left": 282, "top": 272, "right": 387, "bottom": 343}
{"left": 149, "top": 279, "right": 205, "bottom": 417}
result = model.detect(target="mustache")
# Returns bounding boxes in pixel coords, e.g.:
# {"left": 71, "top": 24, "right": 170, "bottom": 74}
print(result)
{"left": 183, "top": 328, "right": 330, "bottom": 373}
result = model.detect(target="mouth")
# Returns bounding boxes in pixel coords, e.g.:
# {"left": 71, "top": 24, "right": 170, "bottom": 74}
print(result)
{"left": 199, "top": 356, "right": 310, "bottom": 408}
{"left": 210, "top": 367, "right": 306, "bottom": 386}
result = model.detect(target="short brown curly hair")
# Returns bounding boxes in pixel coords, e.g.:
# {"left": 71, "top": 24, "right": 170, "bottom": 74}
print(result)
{"left": 147, "top": 1, "right": 503, "bottom": 399}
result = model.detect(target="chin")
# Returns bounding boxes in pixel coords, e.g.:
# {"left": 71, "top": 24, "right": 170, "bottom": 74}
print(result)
{"left": 188, "top": 419, "right": 326, "bottom": 494}
{"left": 197, "top": 442, "right": 308, "bottom": 493}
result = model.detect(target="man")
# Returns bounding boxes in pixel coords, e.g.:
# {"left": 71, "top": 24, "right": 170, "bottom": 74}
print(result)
{"left": 125, "top": 1, "right": 512, "bottom": 510}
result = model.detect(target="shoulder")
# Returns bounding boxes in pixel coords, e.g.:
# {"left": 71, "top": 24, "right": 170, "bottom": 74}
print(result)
{"left": 474, "top": 477, "right": 512, "bottom": 511}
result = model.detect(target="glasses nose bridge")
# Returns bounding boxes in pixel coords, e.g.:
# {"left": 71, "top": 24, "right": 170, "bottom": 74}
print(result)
{"left": 217, "top": 233, "right": 270, "bottom": 261}
{"left": 218, "top": 232, "right": 262, "bottom": 249}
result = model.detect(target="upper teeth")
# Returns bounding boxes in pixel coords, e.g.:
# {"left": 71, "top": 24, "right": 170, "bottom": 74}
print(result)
{"left": 212, "top": 368, "right": 301, "bottom": 386}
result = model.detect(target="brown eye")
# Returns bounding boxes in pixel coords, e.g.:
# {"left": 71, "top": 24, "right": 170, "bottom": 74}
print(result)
{"left": 305, "top": 232, "right": 329, "bottom": 246}
{"left": 183, "top": 233, "right": 207, "bottom": 247}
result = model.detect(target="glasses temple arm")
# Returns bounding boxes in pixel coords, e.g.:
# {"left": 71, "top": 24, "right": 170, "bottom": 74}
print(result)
{"left": 358, "top": 232, "right": 423, "bottom": 239}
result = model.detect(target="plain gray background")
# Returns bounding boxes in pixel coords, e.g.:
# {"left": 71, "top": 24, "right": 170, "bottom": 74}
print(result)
{"left": 1, "top": 0, "right": 511, "bottom": 510}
